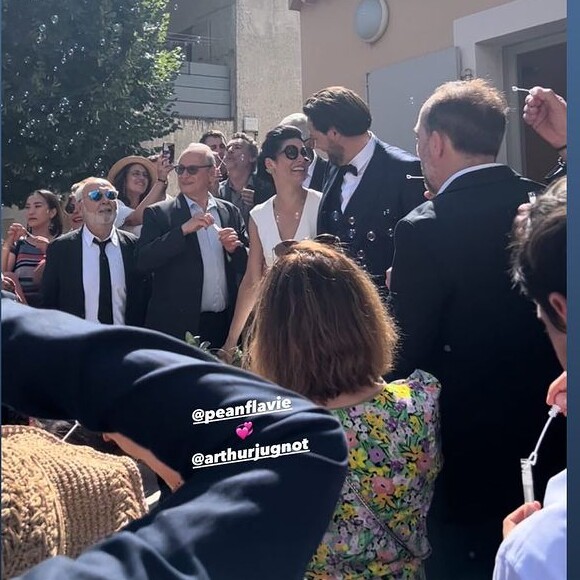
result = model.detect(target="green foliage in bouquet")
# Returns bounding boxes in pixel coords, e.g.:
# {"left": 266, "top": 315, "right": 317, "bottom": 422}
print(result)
{"left": 184, "top": 332, "right": 244, "bottom": 367}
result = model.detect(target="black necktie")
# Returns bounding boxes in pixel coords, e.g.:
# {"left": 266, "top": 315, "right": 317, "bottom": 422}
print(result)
{"left": 94, "top": 238, "right": 114, "bottom": 324}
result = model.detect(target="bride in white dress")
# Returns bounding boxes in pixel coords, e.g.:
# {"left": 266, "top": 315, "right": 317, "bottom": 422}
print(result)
{"left": 221, "top": 125, "right": 322, "bottom": 355}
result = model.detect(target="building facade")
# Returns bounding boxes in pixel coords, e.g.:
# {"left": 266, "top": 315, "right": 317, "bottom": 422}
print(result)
{"left": 290, "top": 0, "right": 566, "bottom": 181}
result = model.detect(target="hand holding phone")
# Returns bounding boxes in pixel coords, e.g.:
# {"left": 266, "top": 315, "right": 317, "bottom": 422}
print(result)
{"left": 162, "top": 142, "right": 175, "bottom": 165}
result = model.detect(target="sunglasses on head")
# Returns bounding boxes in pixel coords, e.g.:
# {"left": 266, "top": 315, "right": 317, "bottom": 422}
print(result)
{"left": 278, "top": 145, "right": 310, "bottom": 161}
{"left": 174, "top": 163, "right": 214, "bottom": 176}
{"left": 87, "top": 189, "right": 118, "bottom": 202}
{"left": 273, "top": 234, "right": 342, "bottom": 258}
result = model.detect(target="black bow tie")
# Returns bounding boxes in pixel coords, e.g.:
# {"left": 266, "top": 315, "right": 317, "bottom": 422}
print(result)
{"left": 342, "top": 164, "right": 358, "bottom": 177}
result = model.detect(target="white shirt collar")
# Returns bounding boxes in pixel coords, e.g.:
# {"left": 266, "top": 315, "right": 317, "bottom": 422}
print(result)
{"left": 82, "top": 224, "right": 119, "bottom": 247}
{"left": 437, "top": 163, "right": 504, "bottom": 195}
{"left": 185, "top": 193, "right": 217, "bottom": 212}
{"left": 346, "top": 132, "right": 375, "bottom": 175}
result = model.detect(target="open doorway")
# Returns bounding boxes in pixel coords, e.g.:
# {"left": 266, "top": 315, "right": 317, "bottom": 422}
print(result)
{"left": 504, "top": 33, "right": 566, "bottom": 182}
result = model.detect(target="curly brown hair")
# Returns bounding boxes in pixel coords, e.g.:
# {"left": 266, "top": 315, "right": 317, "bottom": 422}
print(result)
{"left": 245, "top": 241, "right": 398, "bottom": 404}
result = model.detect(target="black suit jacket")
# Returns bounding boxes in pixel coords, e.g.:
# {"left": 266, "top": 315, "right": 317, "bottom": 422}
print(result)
{"left": 308, "top": 154, "right": 329, "bottom": 192}
{"left": 42, "top": 227, "right": 149, "bottom": 326}
{"left": 137, "top": 194, "right": 248, "bottom": 341}
{"left": 318, "top": 138, "right": 425, "bottom": 290}
{"left": 2, "top": 300, "right": 348, "bottom": 580}
{"left": 388, "top": 165, "right": 564, "bottom": 523}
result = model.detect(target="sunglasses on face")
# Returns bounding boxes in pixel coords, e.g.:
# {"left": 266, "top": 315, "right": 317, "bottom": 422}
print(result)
{"left": 273, "top": 234, "right": 342, "bottom": 258}
{"left": 174, "top": 164, "right": 214, "bottom": 176}
{"left": 278, "top": 145, "right": 311, "bottom": 161}
{"left": 87, "top": 189, "right": 118, "bottom": 202}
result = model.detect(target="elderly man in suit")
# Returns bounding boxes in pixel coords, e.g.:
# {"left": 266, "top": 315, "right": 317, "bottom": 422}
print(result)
{"left": 137, "top": 143, "right": 248, "bottom": 345}
{"left": 42, "top": 177, "right": 148, "bottom": 326}
{"left": 388, "top": 79, "right": 565, "bottom": 579}
{"left": 303, "top": 86, "right": 425, "bottom": 292}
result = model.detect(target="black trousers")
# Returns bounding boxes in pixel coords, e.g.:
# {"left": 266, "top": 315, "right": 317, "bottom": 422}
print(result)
{"left": 198, "top": 310, "right": 230, "bottom": 350}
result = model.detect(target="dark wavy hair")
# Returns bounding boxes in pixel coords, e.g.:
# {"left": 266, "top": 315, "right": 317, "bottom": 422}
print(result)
{"left": 256, "top": 125, "right": 304, "bottom": 187}
{"left": 113, "top": 163, "right": 153, "bottom": 207}
{"left": 245, "top": 240, "right": 398, "bottom": 404}
{"left": 511, "top": 177, "right": 567, "bottom": 332}
{"left": 303, "top": 86, "right": 372, "bottom": 136}
{"left": 27, "top": 189, "right": 64, "bottom": 237}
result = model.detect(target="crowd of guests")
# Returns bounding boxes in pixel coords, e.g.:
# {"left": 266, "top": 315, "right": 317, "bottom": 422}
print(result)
{"left": 1, "top": 80, "right": 568, "bottom": 579}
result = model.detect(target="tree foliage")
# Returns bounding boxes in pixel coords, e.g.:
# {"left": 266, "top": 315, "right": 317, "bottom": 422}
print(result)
{"left": 2, "top": 0, "right": 183, "bottom": 206}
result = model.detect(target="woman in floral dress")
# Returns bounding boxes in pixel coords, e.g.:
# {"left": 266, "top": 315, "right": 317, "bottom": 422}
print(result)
{"left": 245, "top": 240, "right": 442, "bottom": 579}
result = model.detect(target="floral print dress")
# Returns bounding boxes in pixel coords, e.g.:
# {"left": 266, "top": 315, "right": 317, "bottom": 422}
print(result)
{"left": 305, "top": 369, "right": 442, "bottom": 580}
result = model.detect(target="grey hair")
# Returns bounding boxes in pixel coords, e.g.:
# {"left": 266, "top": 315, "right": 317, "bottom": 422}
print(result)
{"left": 279, "top": 113, "right": 310, "bottom": 141}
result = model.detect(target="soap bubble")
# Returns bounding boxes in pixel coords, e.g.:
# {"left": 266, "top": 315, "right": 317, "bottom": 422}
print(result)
{"left": 348, "top": 228, "right": 356, "bottom": 239}
{"left": 50, "top": 15, "right": 59, "bottom": 24}
{"left": 331, "top": 210, "right": 341, "bottom": 222}
{"left": 38, "top": 24, "right": 47, "bottom": 32}
{"left": 366, "top": 231, "right": 376, "bottom": 242}
{"left": 347, "top": 216, "right": 356, "bottom": 226}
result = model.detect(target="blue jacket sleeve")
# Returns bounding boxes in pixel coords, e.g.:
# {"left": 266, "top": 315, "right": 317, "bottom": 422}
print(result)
{"left": 3, "top": 300, "right": 348, "bottom": 579}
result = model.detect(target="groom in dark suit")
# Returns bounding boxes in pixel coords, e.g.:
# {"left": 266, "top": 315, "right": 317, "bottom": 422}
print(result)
{"left": 42, "top": 177, "right": 148, "bottom": 326}
{"left": 137, "top": 143, "right": 248, "bottom": 345}
{"left": 303, "top": 86, "right": 425, "bottom": 292}
{"left": 388, "top": 79, "right": 564, "bottom": 578}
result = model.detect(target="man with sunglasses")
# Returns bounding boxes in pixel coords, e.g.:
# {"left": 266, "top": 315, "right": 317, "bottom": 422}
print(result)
{"left": 137, "top": 143, "right": 248, "bottom": 345}
{"left": 42, "top": 178, "right": 149, "bottom": 326}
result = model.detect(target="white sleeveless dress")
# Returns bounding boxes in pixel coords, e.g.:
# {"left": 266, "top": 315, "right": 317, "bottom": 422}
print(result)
{"left": 250, "top": 189, "right": 322, "bottom": 267}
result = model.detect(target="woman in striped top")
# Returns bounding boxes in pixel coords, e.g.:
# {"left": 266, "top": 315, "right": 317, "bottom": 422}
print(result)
{"left": 2, "top": 189, "right": 63, "bottom": 306}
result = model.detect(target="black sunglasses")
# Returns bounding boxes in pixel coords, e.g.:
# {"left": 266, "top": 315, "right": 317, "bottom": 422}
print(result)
{"left": 273, "top": 234, "right": 342, "bottom": 258}
{"left": 87, "top": 189, "right": 118, "bottom": 202}
{"left": 278, "top": 145, "right": 310, "bottom": 161}
{"left": 174, "top": 163, "right": 214, "bottom": 176}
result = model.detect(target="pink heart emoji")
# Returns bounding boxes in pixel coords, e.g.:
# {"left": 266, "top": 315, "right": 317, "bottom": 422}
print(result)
{"left": 236, "top": 422, "right": 253, "bottom": 440}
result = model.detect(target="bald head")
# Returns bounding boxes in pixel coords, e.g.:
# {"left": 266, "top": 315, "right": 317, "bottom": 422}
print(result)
{"left": 178, "top": 143, "right": 215, "bottom": 166}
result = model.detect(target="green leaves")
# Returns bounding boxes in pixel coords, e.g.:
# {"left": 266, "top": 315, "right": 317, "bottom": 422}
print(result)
{"left": 2, "top": 0, "right": 183, "bottom": 206}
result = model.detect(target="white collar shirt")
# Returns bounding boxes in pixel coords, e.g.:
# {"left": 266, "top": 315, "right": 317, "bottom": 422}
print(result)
{"left": 437, "top": 163, "right": 504, "bottom": 196}
{"left": 81, "top": 225, "right": 127, "bottom": 325}
{"left": 493, "top": 469, "right": 566, "bottom": 580}
{"left": 340, "top": 132, "right": 376, "bottom": 212}
{"left": 184, "top": 194, "right": 228, "bottom": 313}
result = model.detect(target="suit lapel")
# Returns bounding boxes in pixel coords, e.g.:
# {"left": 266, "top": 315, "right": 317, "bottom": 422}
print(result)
{"left": 174, "top": 193, "right": 201, "bottom": 256}
{"left": 117, "top": 230, "right": 133, "bottom": 290}
{"left": 72, "top": 229, "right": 86, "bottom": 317}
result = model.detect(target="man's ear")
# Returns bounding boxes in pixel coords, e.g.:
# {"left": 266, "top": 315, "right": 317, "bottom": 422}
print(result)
{"left": 548, "top": 292, "right": 567, "bottom": 327}
{"left": 429, "top": 130, "right": 445, "bottom": 158}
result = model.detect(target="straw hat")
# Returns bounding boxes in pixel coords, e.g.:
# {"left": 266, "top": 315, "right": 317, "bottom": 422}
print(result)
{"left": 107, "top": 155, "right": 157, "bottom": 186}
{"left": 1, "top": 425, "right": 148, "bottom": 578}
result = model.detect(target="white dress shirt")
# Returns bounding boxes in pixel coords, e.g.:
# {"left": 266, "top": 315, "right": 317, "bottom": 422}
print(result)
{"left": 340, "top": 133, "right": 376, "bottom": 211}
{"left": 81, "top": 225, "right": 127, "bottom": 325}
{"left": 493, "top": 469, "right": 566, "bottom": 580}
{"left": 185, "top": 194, "right": 228, "bottom": 313}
